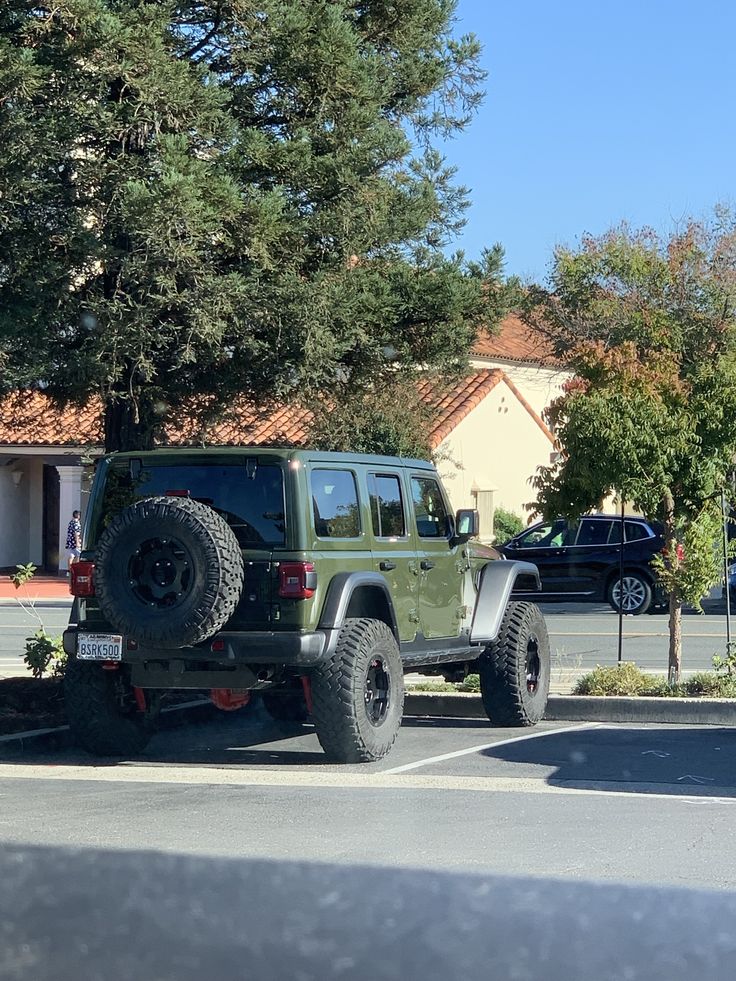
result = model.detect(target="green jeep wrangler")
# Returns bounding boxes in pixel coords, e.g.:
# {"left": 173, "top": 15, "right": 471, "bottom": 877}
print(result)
{"left": 63, "top": 448, "right": 550, "bottom": 763}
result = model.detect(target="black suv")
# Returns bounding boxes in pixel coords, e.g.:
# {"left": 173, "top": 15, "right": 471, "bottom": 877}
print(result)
{"left": 498, "top": 514, "right": 665, "bottom": 615}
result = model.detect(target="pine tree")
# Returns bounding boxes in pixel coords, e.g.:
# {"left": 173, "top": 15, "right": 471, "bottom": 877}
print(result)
{"left": 0, "top": 1, "right": 498, "bottom": 451}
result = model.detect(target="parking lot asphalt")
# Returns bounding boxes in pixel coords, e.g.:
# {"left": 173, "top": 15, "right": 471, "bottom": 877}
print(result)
{"left": 1, "top": 706, "right": 735, "bottom": 891}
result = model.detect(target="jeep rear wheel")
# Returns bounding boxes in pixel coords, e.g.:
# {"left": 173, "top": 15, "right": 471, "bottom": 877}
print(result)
{"left": 64, "top": 659, "right": 160, "bottom": 756}
{"left": 479, "top": 602, "right": 550, "bottom": 726}
{"left": 311, "top": 618, "right": 404, "bottom": 763}
{"left": 95, "top": 496, "right": 244, "bottom": 648}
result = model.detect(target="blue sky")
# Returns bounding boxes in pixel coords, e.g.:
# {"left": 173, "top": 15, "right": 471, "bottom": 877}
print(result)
{"left": 444, "top": 0, "right": 736, "bottom": 282}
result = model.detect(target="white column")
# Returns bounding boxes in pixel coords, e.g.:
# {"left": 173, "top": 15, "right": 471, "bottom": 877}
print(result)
{"left": 475, "top": 489, "right": 495, "bottom": 543}
{"left": 57, "top": 465, "right": 83, "bottom": 569}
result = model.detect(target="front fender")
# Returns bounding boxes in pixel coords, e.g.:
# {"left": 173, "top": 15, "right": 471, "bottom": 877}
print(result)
{"left": 470, "top": 561, "right": 541, "bottom": 645}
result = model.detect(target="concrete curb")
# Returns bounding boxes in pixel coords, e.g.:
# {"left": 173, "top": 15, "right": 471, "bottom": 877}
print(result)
{"left": 404, "top": 692, "right": 736, "bottom": 726}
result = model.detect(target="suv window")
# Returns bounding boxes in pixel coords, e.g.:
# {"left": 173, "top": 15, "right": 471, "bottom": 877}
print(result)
{"left": 515, "top": 519, "right": 577, "bottom": 548}
{"left": 608, "top": 520, "right": 652, "bottom": 543}
{"left": 577, "top": 519, "right": 614, "bottom": 546}
{"left": 411, "top": 476, "right": 451, "bottom": 539}
{"left": 311, "top": 469, "right": 361, "bottom": 538}
{"left": 98, "top": 462, "right": 285, "bottom": 548}
{"left": 368, "top": 473, "right": 406, "bottom": 538}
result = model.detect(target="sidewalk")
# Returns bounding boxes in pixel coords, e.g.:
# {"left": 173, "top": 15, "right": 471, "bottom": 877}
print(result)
{"left": 0, "top": 576, "right": 72, "bottom": 602}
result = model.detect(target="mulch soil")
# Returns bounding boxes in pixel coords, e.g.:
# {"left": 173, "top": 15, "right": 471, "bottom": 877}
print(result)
{"left": 0, "top": 676, "right": 206, "bottom": 736}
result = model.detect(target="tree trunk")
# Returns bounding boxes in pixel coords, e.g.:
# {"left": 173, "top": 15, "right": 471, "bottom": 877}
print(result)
{"left": 662, "top": 490, "right": 682, "bottom": 684}
{"left": 104, "top": 397, "right": 157, "bottom": 453}
{"left": 668, "top": 593, "right": 682, "bottom": 686}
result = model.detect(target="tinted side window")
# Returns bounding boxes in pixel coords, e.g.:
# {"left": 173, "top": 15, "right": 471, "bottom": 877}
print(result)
{"left": 311, "top": 469, "right": 361, "bottom": 538}
{"left": 368, "top": 474, "right": 406, "bottom": 538}
{"left": 411, "top": 477, "right": 451, "bottom": 539}
{"left": 625, "top": 521, "right": 650, "bottom": 542}
{"left": 516, "top": 519, "right": 574, "bottom": 548}
{"left": 577, "top": 519, "right": 614, "bottom": 546}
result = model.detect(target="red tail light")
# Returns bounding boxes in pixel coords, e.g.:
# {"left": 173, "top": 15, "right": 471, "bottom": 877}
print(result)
{"left": 278, "top": 562, "right": 317, "bottom": 599}
{"left": 70, "top": 560, "right": 95, "bottom": 597}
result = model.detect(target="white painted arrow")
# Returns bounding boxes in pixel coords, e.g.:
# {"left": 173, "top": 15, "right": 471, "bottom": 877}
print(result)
{"left": 641, "top": 751, "right": 670, "bottom": 758}
{"left": 677, "top": 774, "right": 715, "bottom": 784}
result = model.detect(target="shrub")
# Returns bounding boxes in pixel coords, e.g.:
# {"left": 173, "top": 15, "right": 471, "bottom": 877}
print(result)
{"left": 23, "top": 630, "right": 67, "bottom": 680}
{"left": 458, "top": 673, "right": 480, "bottom": 692}
{"left": 573, "top": 662, "right": 654, "bottom": 696}
{"left": 493, "top": 508, "right": 525, "bottom": 544}
{"left": 681, "top": 672, "right": 736, "bottom": 698}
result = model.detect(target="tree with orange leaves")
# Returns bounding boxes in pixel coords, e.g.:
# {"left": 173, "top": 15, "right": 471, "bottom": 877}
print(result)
{"left": 525, "top": 217, "right": 736, "bottom": 682}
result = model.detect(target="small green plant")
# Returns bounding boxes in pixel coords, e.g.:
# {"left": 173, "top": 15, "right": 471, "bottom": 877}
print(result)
{"left": 574, "top": 662, "right": 658, "bottom": 697}
{"left": 458, "top": 673, "right": 480, "bottom": 692}
{"left": 9, "top": 564, "right": 68, "bottom": 679}
{"left": 23, "top": 630, "right": 67, "bottom": 680}
{"left": 493, "top": 508, "right": 525, "bottom": 544}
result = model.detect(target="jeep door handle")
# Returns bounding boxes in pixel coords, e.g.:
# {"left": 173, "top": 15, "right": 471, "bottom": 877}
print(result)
{"left": 379, "top": 561, "right": 397, "bottom": 572}
{"left": 420, "top": 560, "right": 435, "bottom": 571}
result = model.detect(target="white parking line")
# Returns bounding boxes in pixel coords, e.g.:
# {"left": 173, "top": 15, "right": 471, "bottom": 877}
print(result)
{"left": 383, "top": 722, "right": 600, "bottom": 774}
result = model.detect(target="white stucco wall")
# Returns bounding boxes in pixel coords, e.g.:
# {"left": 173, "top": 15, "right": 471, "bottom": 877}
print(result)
{"left": 436, "top": 379, "right": 555, "bottom": 521}
{"left": 470, "top": 358, "right": 569, "bottom": 422}
{"left": 0, "top": 462, "right": 31, "bottom": 568}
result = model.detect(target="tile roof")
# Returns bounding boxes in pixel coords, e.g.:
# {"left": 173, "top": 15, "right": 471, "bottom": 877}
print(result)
{"left": 0, "top": 368, "right": 547, "bottom": 449}
{"left": 473, "top": 313, "right": 558, "bottom": 366}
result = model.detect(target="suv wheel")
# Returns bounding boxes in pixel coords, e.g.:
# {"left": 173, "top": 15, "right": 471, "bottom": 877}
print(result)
{"left": 311, "top": 618, "right": 404, "bottom": 763}
{"left": 64, "top": 659, "right": 160, "bottom": 756}
{"left": 262, "top": 689, "right": 309, "bottom": 723}
{"left": 608, "top": 573, "right": 652, "bottom": 615}
{"left": 479, "top": 602, "right": 550, "bottom": 727}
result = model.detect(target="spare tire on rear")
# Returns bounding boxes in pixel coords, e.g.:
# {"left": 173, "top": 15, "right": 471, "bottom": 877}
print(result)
{"left": 95, "top": 496, "right": 244, "bottom": 648}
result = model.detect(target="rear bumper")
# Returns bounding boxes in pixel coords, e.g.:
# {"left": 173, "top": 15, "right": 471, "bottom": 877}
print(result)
{"left": 63, "top": 627, "right": 330, "bottom": 667}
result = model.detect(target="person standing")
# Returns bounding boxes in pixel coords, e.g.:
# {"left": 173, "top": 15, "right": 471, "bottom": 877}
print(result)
{"left": 66, "top": 509, "right": 82, "bottom": 575}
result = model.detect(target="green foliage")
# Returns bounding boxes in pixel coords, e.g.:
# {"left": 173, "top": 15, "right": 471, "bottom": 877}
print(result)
{"left": 10, "top": 563, "right": 37, "bottom": 589}
{"left": 23, "top": 630, "right": 67, "bottom": 680}
{"left": 0, "top": 1, "right": 500, "bottom": 451}
{"left": 573, "top": 662, "right": 657, "bottom": 696}
{"left": 524, "top": 217, "right": 736, "bottom": 677}
{"left": 573, "top": 663, "right": 736, "bottom": 698}
{"left": 458, "top": 672, "right": 480, "bottom": 692}
{"left": 493, "top": 508, "right": 524, "bottom": 543}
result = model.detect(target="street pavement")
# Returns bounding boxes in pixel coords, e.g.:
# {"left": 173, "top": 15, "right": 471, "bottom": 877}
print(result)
{"left": 1, "top": 708, "right": 735, "bottom": 890}
{"left": 1, "top": 599, "right": 732, "bottom": 684}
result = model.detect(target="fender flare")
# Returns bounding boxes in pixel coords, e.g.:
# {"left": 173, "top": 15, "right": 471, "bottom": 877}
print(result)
{"left": 470, "top": 561, "right": 541, "bottom": 645}
{"left": 318, "top": 572, "right": 400, "bottom": 654}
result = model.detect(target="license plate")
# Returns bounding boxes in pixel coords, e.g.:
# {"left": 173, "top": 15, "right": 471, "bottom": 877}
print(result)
{"left": 77, "top": 633, "right": 123, "bottom": 661}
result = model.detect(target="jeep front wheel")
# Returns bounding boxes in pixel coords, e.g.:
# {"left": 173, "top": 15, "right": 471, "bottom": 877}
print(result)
{"left": 311, "top": 618, "right": 404, "bottom": 763}
{"left": 479, "top": 601, "right": 550, "bottom": 726}
{"left": 64, "top": 659, "right": 159, "bottom": 756}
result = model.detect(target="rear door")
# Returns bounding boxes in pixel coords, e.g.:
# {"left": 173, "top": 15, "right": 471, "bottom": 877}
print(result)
{"left": 564, "top": 518, "right": 617, "bottom": 595}
{"left": 93, "top": 456, "right": 286, "bottom": 629}
{"left": 367, "top": 471, "right": 418, "bottom": 643}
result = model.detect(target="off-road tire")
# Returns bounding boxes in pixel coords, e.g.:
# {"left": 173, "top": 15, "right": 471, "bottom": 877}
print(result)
{"left": 261, "top": 690, "right": 309, "bottom": 723}
{"left": 479, "top": 601, "right": 550, "bottom": 727}
{"left": 64, "top": 659, "right": 159, "bottom": 756}
{"left": 95, "top": 496, "right": 244, "bottom": 648}
{"left": 311, "top": 618, "right": 404, "bottom": 763}
{"left": 607, "top": 572, "right": 652, "bottom": 616}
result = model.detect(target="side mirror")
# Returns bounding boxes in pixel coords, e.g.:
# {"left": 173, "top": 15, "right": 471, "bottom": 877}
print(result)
{"left": 455, "top": 508, "right": 479, "bottom": 541}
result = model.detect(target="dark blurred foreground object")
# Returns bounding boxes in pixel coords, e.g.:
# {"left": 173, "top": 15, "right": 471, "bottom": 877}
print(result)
{"left": 1, "top": 846, "right": 735, "bottom": 980}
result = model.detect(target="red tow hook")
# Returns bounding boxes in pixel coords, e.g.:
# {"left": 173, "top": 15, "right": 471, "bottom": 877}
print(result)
{"left": 300, "top": 675, "right": 313, "bottom": 716}
{"left": 133, "top": 687, "right": 147, "bottom": 713}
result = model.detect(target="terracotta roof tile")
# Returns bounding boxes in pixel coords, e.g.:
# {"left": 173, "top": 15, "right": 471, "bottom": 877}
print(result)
{"left": 0, "top": 368, "right": 545, "bottom": 449}
{"left": 473, "top": 313, "right": 558, "bottom": 366}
